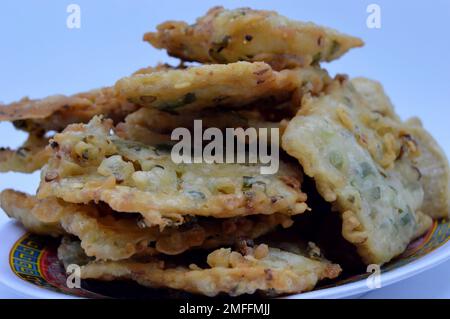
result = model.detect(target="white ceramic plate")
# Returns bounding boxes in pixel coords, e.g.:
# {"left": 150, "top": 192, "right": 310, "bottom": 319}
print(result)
{"left": 1, "top": 219, "right": 450, "bottom": 299}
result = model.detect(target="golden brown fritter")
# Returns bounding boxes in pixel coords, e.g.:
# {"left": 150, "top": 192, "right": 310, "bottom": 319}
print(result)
{"left": 282, "top": 77, "right": 432, "bottom": 265}
{"left": 144, "top": 6, "right": 363, "bottom": 69}
{"left": 403, "top": 118, "right": 450, "bottom": 219}
{"left": 0, "top": 133, "right": 52, "bottom": 173}
{"left": 0, "top": 87, "right": 137, "bottom": 134}
{"left": 0, "top": 62, "right": 329, "bottom": 173}
{"left": 37, "top": 116, "right": 308, "bottom": 229}
{"left": 352, "top": 78, "right": 450, "bottom": 219}
{"left": 0, "top": 65, "right": 172, "bottom": 133}
{"left": 58, "top": 238, "right": 341, "bottom": 297}
{"left": 114, "top": 104, "right": 297, "bottom": 148}
{"left": 0, "top": 88, "right": 137, "bottom": 173}
{"left": 0, "top": 189, "right": 63, "bottom": 236}
{"left": 0, "top": 65, "right": 174, "bottom": 173}
{"left": 115, "top": 62, "right": 330, "bottom": 113}
{"left": 1, "top": 189, "right": 293, "bottom": 261}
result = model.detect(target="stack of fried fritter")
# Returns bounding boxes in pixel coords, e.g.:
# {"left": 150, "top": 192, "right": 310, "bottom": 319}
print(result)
{"left": 1, "top": 7, "right": 449, "bottom": 297}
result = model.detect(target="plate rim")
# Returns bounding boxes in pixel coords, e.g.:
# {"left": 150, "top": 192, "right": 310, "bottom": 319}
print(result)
{"left": 1, "top": 220, "right": 450, "bottom": 299}
{"left": 0, "top": 221, "right": 82, "bottom": 299}
{"left": 291, "top": 239, "right": 450, "bottom": 298}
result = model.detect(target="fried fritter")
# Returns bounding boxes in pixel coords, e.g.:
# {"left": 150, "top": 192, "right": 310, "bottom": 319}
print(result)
{"left": 0, "top": 87, "right": 137, "bottom": 134}
{"left": 115, "top": 62, "right": 330, "bottom": 113}
{"left": 0, "top": 65, "right": 173, "bottom": 173}
{"left": 0, "top": 88, "right": 137, "bottom": 173}
{"left": 0, "top": 65, "right": 173, "bottom": 133}
{"left": 58, "top": 238, "right": 341, "bottom": 297}
{"left": 2, "top": 189, "right": 293, "bottom": 261}
{"left": 403, "top": 118, "right": 450, "bottom": 219}
{"left": 37, "top": 116, "right": 308, "bottom": 229}
{"left": 115, "top": 108, "right": 252, "bottom": 146}
{"left": 0, "top": 189, "right": 63, "bottom": 236}
{"left": 282, "top": 77, "right": 433, "bottom": 265}
{"left": 0, "top": 133, "right": 51, "bottom": 173}
{"left": 114, "top": 65, "right": 330, "bottom": 147}
{"left": 115, "top": 104, "right": 296, "bottom": 147}
{"left": 351, "top": 78, "right": 450, "bottom": 219}
{"left": 350, "top": 77, "right": 400, "bottom": 120}
{"left": 144, "top": 6, "right": 363, "bottom": 69}
{"left": 0, "top": 66, "right": 329, "bottom": 173}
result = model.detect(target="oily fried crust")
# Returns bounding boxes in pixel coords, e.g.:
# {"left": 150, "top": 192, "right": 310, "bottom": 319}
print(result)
{"left": 404, "top": 118, "right": 450, "bottom": 219}
{"left": 115, "top": 62, "right": 290, "bottom": 113}
{"left": 350, "top": 78, "right": 400, "bottom": 120}
{"left": 151, "top": 214, "right": 294, "bottom": 257}
{"left": 2, "top": 87, "right": 138, "bottom": 133}
{"left": 38, "top": 116, "right": 308, "bottom": 228}
{"left": 0, "top": 133, "right": 52, "bottom": 173}
{"left": 115, "top": 106, "right": 294, "bottom": 147}
{"left": 59, "top": 239, "right": 341, "bottom": 297}
{"left": 0, "top": 95, "right": 91, "bottom": 123}
{"left": 60, "top": 209, "right": 295, "bottom": 261}
{"left": 0, "top": 88, "right": 137, "bottom": 174}
{"left": 282, "top": 77, "right": 433, "bottom": 265}
{"left": 2, "top": 189, "right": 294, "bottom": 261}
{"left": 352, "top": 78, "right": 450, "bottom": 219}
{"left": 0, "top": 189, "right": 63, "bottom": 236}
{"left": 144, "top": 6, "right": 363, "bottom": 69}
{"left": 0, "top": 64, "right": 172, "bottom": 134}
{"left": 115, "top": 62, "right": 330, "bottom": 113}
{"left": 115, "top": 108, "right": 251, "bottom": 146}
{"left": 115, "top": 66, "right": 330, "bottom": 145}
{"left": 0, "top": 64, "right": 177, "bottom": 174}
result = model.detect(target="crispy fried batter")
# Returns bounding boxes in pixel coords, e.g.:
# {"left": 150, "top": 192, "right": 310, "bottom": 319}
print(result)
{"left": 0, "top": 189, "right": 63, "bottom": 236}
{"left": 115, "top": 106, "right": 293, "bottom": 147}
{"left": 0, "top": 63, "right": 329, "bottom": 173}
{"left": 351, "top": 78, "right": 450, "bottom": 219}
{"left": 115, "top": 62, "right": 330, "bottom": 113}
{"left": 0, "top": 65, "right": 174, "bottom": 173}
{"left": 1, "top": 87, "right": 137, "bottom": 133}
{"left": 0, "top": 65, "right": 172, "bottom": 132}
{"left": 152, "top": 213, "right": 294, "bottom": 257}
{"left": 58, "top": 238, "right": 341, "bottom": 297}
{"left": 2, "top": 189, "right": 294, "bottom": 261}
{"left": 0, "top": 87, "right": 136, "bottom": 173}
{"left": 37, "top": 116, "right": 308, "bottom": 228}
{"left": 0, "top": 133, "right": 52, "bottom": 173}
{"left": 350, "top": 78, "right": 400, "bottom": 120}
{"left": 144, "top": 6, "right": 363, "bottom": 69}
{"left": 115, "top": 108, "right": 250, "bottom": 146}
{"left": 115, "top": 66, "right": 330, "bottom": 146}
{"left": 282, "top": 77, "right": 433, "bottom": 265}
{"left": 403, "top": 118, "right": 450, "bottom": 219}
